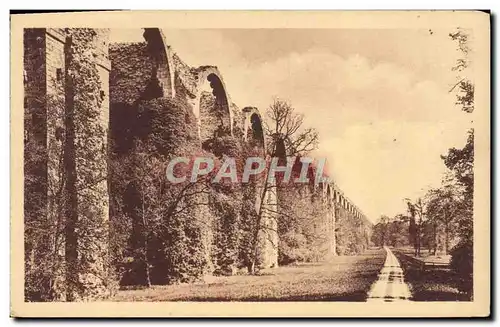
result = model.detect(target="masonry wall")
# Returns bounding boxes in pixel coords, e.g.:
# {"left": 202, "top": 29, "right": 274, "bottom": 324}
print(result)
{"left": 172, "top": 52, "right": 197, "bottom": 98}
{"left": 24, "top": 28, "right": 112, "bottom": 301}
{"left": 45, "top": 28, "right": 68, "bottom": 297}
{"left": 24, "top": 28, "right": 50, "bottom": 300}
{"left": 94, "top": 29, "right": 111, "bottom": 130}
{"left": 109, "top": 42, "right": 153, "bottom": 105}
{"left": 24, "top": 28, "right": 47, "bottom": 204}
{"left": 333, "top": 191, "right": 370, "bottom": 256}
{"left": 70, "top": 28, "right": 111, "bottom": 300}
{"left": 325, "top": 195, "right": 337, "bottom": 257}
{"left": 109, "top": 35, "right": 280, "bottom": 274}
{"left": 199, "top": 91, "right": 221, "bottom": 144}
{"left": 25, "top": 27, "right": 375, "bottom": 296}
{"left": 260, "top": 186, "right": 279, "bottom": 268}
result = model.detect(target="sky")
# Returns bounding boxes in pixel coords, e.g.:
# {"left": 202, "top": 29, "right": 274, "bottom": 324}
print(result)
{"left": 110, "top": 28, "right": 473, "bottom": 222}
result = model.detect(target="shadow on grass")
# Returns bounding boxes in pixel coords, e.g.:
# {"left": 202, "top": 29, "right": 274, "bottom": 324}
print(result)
{"left": 114, "top": 250, "right": 387, "bottom": 302}
{"left": 394, "top": 251, "right": 471, "bottom": 302}
{"left": 165, "top": 290, "right": 368, "bottom": 302}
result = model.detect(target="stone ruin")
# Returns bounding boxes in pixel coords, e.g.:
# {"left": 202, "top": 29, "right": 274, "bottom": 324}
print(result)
{"left": 23, "top": 28, "right": 371, "bottom": 300}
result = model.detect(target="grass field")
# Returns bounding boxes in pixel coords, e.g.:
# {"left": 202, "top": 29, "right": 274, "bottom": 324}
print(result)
{"left": 112, "top": 248, "right": 386, "bottom": 302}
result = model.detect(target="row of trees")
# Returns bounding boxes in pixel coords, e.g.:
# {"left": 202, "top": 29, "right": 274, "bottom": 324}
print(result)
{"left": 371, "top": 29, "right": 475, "bottom": 298}
{"left": 371, "top": 161, "right": 472, "bottom": 257}
{"left": 371, "top": 128, "right": 473, "bottom": 297}
{"left": 371, "top": 214, "right": 409, "bottom": 248}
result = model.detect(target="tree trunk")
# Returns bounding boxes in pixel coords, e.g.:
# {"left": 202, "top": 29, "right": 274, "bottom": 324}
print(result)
{"left": 416, "top": 223, "right": 421, "bottom": 257}
{"left": 249, "top": 177, "right": 269, "bottom": 275}
{"left": 249, "top": 142, "right": 279, "bottom": 275}
{"left": 433, "top": 222, "right": 438, "bottom": 255}
{"left": 445, "top": 219, "right": 450, "bottom": 255}
{"left": 63, "top": 35, "right": 78, "bottom": 301}
{"left": 141, "top": 189, "right": 152, "bottom": 288}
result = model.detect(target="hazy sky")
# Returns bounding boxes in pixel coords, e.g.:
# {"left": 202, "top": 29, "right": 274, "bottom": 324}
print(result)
{"left": 110, "top": 28, "right": 473, "bottom": 222}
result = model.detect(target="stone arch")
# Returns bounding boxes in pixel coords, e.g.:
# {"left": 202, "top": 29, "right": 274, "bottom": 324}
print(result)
{"left": 325, "top": 183, "right": 337, "bottom": 256}
{"left": 326, "top": 184, "right": 333, "bottom": 205}
{"left": 323, "top": 184, "right": 332, "bottom": 211}
{"left": 242, "top": 107, "right": 266, "bottom": 151}
{"left": 142, "top": 28, "right": 175, "bottom": 98}
{"left": 239, "top": 107, "right": 275, "bottom": 269}
{"left": 318, "top": 182, "right": 328, "bottom": 200}
{"left": 193, "top": 66, "right": 233, "bottom": 143}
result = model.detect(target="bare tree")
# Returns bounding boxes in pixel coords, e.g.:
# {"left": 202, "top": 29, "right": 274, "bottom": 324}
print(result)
{"left": 248, "top": 99, "right": 319, "bottom": 274}
{"left": 449, "top": 28, "right": 474, "bottom": 113}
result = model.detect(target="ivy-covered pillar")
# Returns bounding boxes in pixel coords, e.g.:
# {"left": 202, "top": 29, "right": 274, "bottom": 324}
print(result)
{"left": 64, "top": 28, "right": 111, "bottom": 301}
{"left": 260, "top": 185, "right": 279, "bottom": 268}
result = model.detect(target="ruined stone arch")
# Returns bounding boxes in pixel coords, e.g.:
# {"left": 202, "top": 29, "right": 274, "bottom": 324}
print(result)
{"left": 142, "top": 28, "right": 175, "bottom": 98}
{"left": 325, "top": 183, "right": 337, "bottom": 256}
{"left": 242, "top": 107, "right": 266, "bottom": 151}
{"left": 193, "top": 66, "right": 234, "bottom": 143}
{"left": 325, "top": 184, "right": 333, "bottom": 207}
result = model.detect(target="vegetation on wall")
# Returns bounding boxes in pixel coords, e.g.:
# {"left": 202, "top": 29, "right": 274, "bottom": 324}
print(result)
{"left": 64, "top": 28, "right": 112, "bottom": 301}
{"left": 110, "top": 97, "right": 211, "bottom": 286}
{"left": 336, "top": 208, "right": 370, "bottom": 256}
{"left": 24, "top": 28, "right": 112, "bottom": 301}
{"left": 26, "top": 31, "right": 375, "bottom": 300}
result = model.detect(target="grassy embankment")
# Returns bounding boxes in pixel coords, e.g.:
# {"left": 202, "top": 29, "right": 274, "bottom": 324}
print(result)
{"left": 393, "top": 248, "right": 470, "bottom": 301}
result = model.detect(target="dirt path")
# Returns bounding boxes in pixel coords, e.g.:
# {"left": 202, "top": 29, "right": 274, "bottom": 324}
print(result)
{"left": 366, "top": 246, "right": 411, "bottom": 302}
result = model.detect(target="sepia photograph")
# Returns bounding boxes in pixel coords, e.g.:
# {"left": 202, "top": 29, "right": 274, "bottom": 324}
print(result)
{"left": 10, "top": 10, "right": 490, "bottom": 317}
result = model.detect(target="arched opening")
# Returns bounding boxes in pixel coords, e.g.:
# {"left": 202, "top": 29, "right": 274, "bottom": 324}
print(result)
{"left": 197, "top": 71, "right": 232, "bottom": 147}
{"left": 244, "top": 111, "right": 265, "bottom": 158}
{"left": 249, "top": 113, "right": 264, "bottom": 147}
{"left": 326, "top": 185, "right": 332, "bottom": 208}
{"left": 325, "top": 184, "right": 336, "bottom": 256}
{"left": 142, "top": 28, "right": 175, "bottom": 99}
{"left": 242, "top": 107, "right": 265, "bottom": 153}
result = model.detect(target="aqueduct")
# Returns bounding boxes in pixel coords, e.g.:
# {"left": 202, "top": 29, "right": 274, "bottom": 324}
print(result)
{"left": 23, "top": 28, "right": 371, "bottom": 299}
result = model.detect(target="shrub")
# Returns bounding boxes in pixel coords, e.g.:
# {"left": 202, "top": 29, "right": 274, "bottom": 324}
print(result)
{"left": 450, "top": 239, "right": 473, "bottom": 298}
{"left": 110, "top": 97, "right": 212, "bottom": 286}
